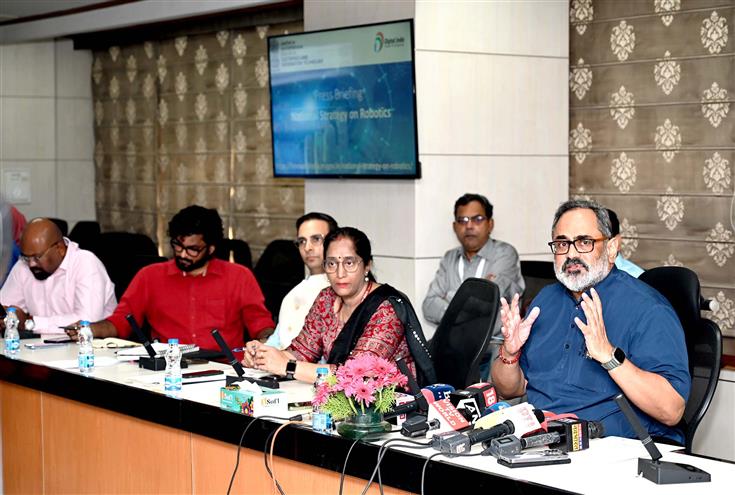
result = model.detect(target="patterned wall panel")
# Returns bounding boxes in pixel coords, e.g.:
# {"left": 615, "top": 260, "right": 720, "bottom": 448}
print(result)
{"left": 92, "top": 21, "right": 304, "bottom": 260}
{"left": 569, "top": 0, "right": 734, "bottom": 336}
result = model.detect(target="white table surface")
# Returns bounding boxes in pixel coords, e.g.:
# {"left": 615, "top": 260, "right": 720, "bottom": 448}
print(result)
{"left": 6, "top": 338, "right": 314, "bottom": 407}
{"left": 5, "top": 339, "right": 735, "bottom": 494}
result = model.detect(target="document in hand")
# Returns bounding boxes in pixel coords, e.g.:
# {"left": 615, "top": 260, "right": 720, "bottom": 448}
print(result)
{"left": 116, "top": 343, "right": 199, "bottom": 360}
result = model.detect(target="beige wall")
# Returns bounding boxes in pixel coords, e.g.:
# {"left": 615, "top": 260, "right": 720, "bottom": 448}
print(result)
{"left": 0, "top": 39, "right": 95, "bottom": 228}
{"left": 304, "top": 0, "right": 569, "bottom": 336}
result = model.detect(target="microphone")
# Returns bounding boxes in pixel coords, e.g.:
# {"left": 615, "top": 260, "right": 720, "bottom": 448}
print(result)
{"left": 387, "top": 358, "right": 455, "bottom": 421}
{"left": 449, "top": 384, "right": 497, "bottom": 424}
{"left": 126, "top": 314, "right": 188, "bottom": 371}
{"left": 390, "top": 359, "right": 457, "bottom": 436}
{"left": 466, "top": 383, "right": 498, "bottom": 410}
{"left": 449, "top": 389, "right": 484, "bottom": 423}
{"left": 210, "top": 330, "right": 279, "bottom": 389}
{"left": 473, "top": 402, "right": 542, "bottom": 435}
{"left": 614, "top": 393, "right": 710, "bottom": 484}
{"left": 545, "top": 418, "right": 604, "bottom": 452}
{"left": 432, "top": 406, "right": 543, "bottom": 455}
{"left": 390, "top": 358, "right": 430, "bottom": 417}
{"left": 427, "top": 398, "right": 471, "bottom": 435}
{"left": 211, "top": 329, "right": 246, "bottom": 379}
{"left": 487, "top": 419, "right": 604, "bottom": 457}
{"left": 126, "top": 314, "right": 157, "bottom": 359}
{"left": 392, "top": 383, "right": 454, "bottom": 428}
{"left": 432, "top": 419, "right": 515, "bottom": 456}
{"left": 485, "top": 401, "right": 511, "bottom": 414}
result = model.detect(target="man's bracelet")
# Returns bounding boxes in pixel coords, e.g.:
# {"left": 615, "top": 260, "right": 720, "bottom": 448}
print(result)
{"left": 498, "top": 346, "right": 521, "bottom": 365}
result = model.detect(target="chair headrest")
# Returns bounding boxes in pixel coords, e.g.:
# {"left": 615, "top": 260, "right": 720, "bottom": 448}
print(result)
{"left": 639, "top": 266, "right": 700, "bottom": 332}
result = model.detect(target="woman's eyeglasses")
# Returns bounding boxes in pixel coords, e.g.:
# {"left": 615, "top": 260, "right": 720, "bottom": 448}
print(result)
{"left": 323, "top": 257, "right": 362, "bottom": 273}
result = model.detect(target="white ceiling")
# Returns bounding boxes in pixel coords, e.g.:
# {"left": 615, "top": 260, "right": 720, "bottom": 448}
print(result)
{"left": 0, "top": 0, "right": 109, "bottom": 21}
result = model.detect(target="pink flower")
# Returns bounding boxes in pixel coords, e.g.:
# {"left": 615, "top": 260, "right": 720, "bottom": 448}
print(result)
{"left": 312, "top": 382, "right": 330, "bottom": 407}
{"left": 354, "top": 381, "right": 376, "bottom": 405}
{"left": 343, "top": 356, "right": 371, "bottom": 378}
{"left": 393, "top": 371, "right": 408, "bottom": 388}
{"left": 372, "top": 359, "right": 394, "bottom": 377}
{"left": 341, "top": 375, "right": 362, "bottom": 398}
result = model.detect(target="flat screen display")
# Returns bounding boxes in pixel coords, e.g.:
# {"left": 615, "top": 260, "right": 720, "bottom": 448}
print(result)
{"left": 268, "top": 20, "right": 420, "bottom": 178}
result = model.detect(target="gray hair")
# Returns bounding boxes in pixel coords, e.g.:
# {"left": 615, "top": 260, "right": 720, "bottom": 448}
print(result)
{"left": 552, "top": 199, "right": 613, "bottom": 238}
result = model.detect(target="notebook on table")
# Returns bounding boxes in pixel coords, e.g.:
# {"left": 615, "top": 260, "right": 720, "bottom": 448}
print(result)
{"left": 116, "top": 343, "right": 199, "bottom": 361}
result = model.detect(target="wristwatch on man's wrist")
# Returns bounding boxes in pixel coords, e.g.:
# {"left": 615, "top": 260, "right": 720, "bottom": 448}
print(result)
{"left": 601, "top": 347, "right": 626, "bottom": 371}
{"left": 285, "top": 359, "right": 297, "bottom": 380}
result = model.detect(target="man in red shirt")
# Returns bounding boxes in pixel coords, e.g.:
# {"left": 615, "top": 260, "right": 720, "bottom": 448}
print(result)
{"left": 76, "top": 205, "right": 274, "bottom": 351}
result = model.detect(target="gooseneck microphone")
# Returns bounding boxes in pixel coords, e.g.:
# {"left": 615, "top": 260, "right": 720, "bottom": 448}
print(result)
{"left": 126, "top": 314, "right": 157, "bottom": 359}
{"left": 394, "top": 358, "right": 429, "bottom": 413}
{"left": 125, "top": 314, "right": 188, "bottom": 370}
{"left": 211, "top": 329, "right": 281, "bottom": 389}
{"left": 614, "top": 393, "right": 710, "bottom": 484}
{"left": 211, "top": 329, "right": 245, "bottom": 378}
{"left": 614, "top": 394, "right": 661, "bottom": 461}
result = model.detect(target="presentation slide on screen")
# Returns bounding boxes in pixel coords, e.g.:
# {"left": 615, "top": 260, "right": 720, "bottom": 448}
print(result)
{"left": 269, "top": 22, "right": 418, "bottom": 177}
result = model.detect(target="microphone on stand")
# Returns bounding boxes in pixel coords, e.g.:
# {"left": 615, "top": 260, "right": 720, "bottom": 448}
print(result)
{"left": 614, "top": 393, "right": 710, "bottom": 484}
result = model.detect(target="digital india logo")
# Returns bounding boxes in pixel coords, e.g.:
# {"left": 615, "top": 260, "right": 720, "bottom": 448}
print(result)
{"left": 374, "top": 32, "right": 384, "bottom": 52}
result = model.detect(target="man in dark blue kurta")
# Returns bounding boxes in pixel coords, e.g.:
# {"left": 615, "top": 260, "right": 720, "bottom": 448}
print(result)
{"left": 491, "top": 200, "right": 690, "bottom": 444}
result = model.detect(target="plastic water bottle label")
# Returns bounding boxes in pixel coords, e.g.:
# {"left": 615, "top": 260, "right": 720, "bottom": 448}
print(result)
{"left": 4, "top": 337, "right": 19, "bottom": 353}
{"left": 78, "top": 353, "right": 94, "bottom": 372}
{"left": 165, "top": 375, "right": 182, "bottom": 392}
{"left": 312, "top": 413, "right": 326, "bottom": 432}
{"left": 312, "top": 412, "right": 332, "bottom": 432}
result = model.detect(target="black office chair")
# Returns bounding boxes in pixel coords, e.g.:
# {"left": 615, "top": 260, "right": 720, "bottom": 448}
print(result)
{"left": 215, "top": 238, "right": 253, "bottom": 269}
{"left": 90, "top": 232, "right": 161, "bottom": 299}
{"left": 254, "top": 239, "right": 304, "bottom": 319}
{"left": 520, "top": 260, "right": 556, "bottom": 317}
{"left": 429, "top": 278, "right": 500, "bottom": 389}
{"left": 69, "top": 221, "right": 101, "bottom": 251}
{"left": 113, "top": 254, "right": 167, "bottom": 299}
{"left": 49, "top": 217, "right": 69, "bottom": 237}
{"left": 639, "top": 266, "right": 722, "bottom": 454}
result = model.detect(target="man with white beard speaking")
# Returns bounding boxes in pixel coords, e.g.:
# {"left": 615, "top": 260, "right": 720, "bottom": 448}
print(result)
{"left": 491, "top": 200, "right": 690, "bottom": 444}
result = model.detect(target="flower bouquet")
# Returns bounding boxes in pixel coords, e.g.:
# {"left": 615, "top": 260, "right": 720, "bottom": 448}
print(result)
{"left": 312, "top": 355, "right": 408, "bottom": 439}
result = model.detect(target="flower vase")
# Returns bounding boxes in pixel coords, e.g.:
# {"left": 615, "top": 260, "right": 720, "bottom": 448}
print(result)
{"left": 337, "top": 407, "right": 391, "bottom": 439}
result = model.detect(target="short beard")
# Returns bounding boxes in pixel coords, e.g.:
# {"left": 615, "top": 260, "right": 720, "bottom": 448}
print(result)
{"left": 30, "top": 268, "right": 52, "bottom": 281}
{"left": 175, "top": 252, "right": 211, "bottom": 272}
{"left": 555, "top": 250, "right": 611, "bottom": 293}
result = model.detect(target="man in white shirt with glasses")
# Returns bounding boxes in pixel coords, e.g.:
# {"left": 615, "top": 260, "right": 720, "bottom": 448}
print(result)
{"left": 265, "top": 212, "right": 338, "bottom": 349}
{"left": 422, "top": 193, "right": 524, "bottom": 377}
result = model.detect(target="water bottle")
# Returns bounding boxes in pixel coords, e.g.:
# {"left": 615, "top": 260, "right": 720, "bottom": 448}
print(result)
{"left": 77, "top": 320, "right": 94, "bottom": 373}
{"left": 312, "top": 366, "right": 332, "bottom": 432}
{"left": 164, "top": 338, "right": 182, "bottom": 393}
{"left": 4, "top": 308, "right": 20, "bottom": 355}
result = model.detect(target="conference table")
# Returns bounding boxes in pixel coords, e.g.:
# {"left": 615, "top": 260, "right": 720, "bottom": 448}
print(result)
{"left": 1, "top": 341, "right": 733, "bottom": 494}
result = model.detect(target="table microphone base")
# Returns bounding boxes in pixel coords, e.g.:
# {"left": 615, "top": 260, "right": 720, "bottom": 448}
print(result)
{"left": 638, "top": 458, "right": 710, "bottom": 484}
{"left": 138, "top": 356, "right": 188, "bottom": 371}
{"left": 226, "top": 375, "right": 244, "bottom": 386}
{"left": 225, "top": 374, "right": 280, "bottom": 389}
